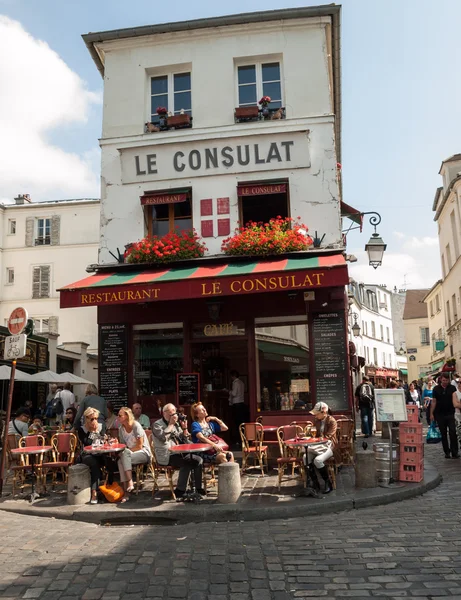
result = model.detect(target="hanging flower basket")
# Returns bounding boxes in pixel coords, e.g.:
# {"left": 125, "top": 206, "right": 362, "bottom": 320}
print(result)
{"left": 125, "top": 229, "right": 207, "bottom": 264}
{"left": 221, "top": 217, "right": 313, "bottom": 257}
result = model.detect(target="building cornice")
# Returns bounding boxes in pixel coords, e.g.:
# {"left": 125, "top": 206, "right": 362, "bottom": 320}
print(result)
{"left": 433, "top": 176, "right": 461, "bottom": 221}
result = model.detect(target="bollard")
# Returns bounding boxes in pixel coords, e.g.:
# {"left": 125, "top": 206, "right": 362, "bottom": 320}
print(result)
{"left": 217, "top": 462, "right": 241, "bottom": 504}
{"left": 67, "top": 464, "right": 91, "bottom": 505}
{"left": 355, "top": 450, "right": 377, "bottom": 488}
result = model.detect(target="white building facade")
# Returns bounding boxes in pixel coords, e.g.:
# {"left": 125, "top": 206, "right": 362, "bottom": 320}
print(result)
{"left": 0, "top": 195, "right": 100, "bottom": 352}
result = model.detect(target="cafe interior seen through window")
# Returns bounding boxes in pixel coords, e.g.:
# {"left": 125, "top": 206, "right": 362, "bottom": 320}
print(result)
{"left": 133, "top": 324, "right": 183, "bottom": 404}
{"left": 147, "top": 198, "right": 192, "bottom": 237}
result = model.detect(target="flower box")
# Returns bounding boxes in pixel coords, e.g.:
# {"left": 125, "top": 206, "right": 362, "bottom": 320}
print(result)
{"left": 125, "top": 229, "right": 207, "bottom": 265}
{"left": 167, "top": 114, "right": 191, "bottom": 128}
{"left": 235, "top": 106, "right": 259, "bottom": 119}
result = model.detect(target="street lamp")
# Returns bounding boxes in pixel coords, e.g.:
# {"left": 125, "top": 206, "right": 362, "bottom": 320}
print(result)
{"left": 351, "top": 314, "right": 361, "bottom": 337}
{"left": 362, "top": 212, "right": 387, "bottom": 269}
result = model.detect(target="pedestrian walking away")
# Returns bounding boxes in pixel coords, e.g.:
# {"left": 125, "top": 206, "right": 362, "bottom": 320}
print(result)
{"left": 430, "top": 373, "right": 459, "bottom": 458}
{"left": 355, "top": 376, "right": 375, "bottom": 437}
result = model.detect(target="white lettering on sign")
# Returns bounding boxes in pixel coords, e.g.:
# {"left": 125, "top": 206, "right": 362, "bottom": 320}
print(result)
{"left": 120, "top": 131, "right": 311, "bottom": 184}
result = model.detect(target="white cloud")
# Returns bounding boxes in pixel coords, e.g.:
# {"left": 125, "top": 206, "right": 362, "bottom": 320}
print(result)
{"left": 0, "top": 16, "right": 100, "bottom": 202}
{"left": 403, "top": 236, "right": 439, "bottom": 249}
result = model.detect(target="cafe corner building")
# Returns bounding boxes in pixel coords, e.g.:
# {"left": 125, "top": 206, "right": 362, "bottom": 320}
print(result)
{"left": 60, "top": 6, "right": 355, "bottom": 429}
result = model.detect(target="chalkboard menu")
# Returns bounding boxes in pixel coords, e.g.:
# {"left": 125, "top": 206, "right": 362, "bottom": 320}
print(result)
{"left": 177, "top": 373, "right": 200, "bottom": 405}
{"left": 311, "top": 312, "right": 349, "bottom": 411}
{"left": 99, "top": 324, "right": 129, "bottom": 411}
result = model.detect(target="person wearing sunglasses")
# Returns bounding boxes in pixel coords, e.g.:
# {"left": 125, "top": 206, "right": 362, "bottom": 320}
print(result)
{"left": 76, "top": 407, "right": 116, "bottom": 504}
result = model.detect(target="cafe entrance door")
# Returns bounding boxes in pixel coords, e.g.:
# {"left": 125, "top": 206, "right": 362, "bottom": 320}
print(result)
{"left": 190, "top": 339, "right": 249, "bottom": 443}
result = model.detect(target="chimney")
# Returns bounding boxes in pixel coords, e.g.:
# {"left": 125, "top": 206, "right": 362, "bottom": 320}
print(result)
{"left": 14, "top": 194, "right": 32, "bottom": 205}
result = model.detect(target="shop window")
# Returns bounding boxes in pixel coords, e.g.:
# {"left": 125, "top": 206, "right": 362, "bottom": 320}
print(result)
{"left": 133, "top": 324, "right": 183, "bottom": 401}
{"left": 150, "top": 72, "right": 191, "bottom": 123}
{"left": 147, "top": 198, "right": 192, "bottom": 237}
{"left": 237, "top": 61, "right": 282, "bottom": 109}
{"left": 239, "top": 182, "right": 288, "bottom": 227}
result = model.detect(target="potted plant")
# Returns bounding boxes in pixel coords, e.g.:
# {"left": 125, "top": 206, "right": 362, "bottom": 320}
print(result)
{"left": 167, "top": 110, "right": 191, "bottom": 128}
{"left": 156, "top": 106, "right": 168, "bottom": 127}
{"left": 235, "top": 105, "right": 259, "bottom": 120}
{"left": 125, "top": 229, "right": 207, "bottom": 264}
{"left": 221, "top": 217, "right": 313, "bottom": 257}
{"left": 259, "top": 95, "right": 271, "bottom": 118}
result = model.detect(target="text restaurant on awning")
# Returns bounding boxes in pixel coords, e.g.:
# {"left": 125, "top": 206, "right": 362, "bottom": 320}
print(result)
{"left": 60, "top": 250, "right": 352, "bottom": 426}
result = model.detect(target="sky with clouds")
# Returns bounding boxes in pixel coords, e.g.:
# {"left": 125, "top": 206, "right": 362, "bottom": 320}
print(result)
{"left": 1, "top": 0, "right": 460, "bottom": 291}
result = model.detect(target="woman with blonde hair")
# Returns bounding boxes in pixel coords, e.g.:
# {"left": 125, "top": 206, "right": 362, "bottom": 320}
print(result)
{"left": 117, "top": 407, "right": 152, "bottom": 493}
{"left": 75, "top": 407, "right": 116, "bottom": 504}
{"left": 190, "top": 402, "right": 234, "bottom": 465}
{"left": 73, "top": 384, "right": 107, "bottom": 431}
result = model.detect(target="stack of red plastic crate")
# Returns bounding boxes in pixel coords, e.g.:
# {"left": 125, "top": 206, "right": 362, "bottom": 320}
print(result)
{"left": 399, "top": 405, "right": 424, "bottom": 482}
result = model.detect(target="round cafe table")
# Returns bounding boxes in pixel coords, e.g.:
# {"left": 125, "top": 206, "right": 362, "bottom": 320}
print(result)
{"left": 83, "top": 443, "right": 126, "bottom": 455}
{"left": 285, "top": 437, "right": 329, "bottom": 466}
{"left": 262, "top": 425, "right": 278, "bottom": 433}
{"left": 169, "top": 443, "right": 211, "bottom": 502}
{"left": 11, "top": 445, "right": 52, "bottom": 502}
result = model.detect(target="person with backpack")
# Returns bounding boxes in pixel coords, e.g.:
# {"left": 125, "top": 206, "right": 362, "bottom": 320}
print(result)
{"left": 44, "top": 385, "right": 64, "bottom": 424}
{"left": 355, "top": 376, "right": 375, "bottom": 438}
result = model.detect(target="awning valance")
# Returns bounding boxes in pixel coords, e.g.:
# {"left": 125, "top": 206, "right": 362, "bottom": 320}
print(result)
{"left": 399, "top": 368, "right": 408, "bottom": 375}
{"left": 59, "top": 253, "right": 348, "bottom": 309}
{"left": 258, "top": 341, "right": 308, "bottom": 364}
{"left": 141, "top": 189, "right": 190, "bottom": 206}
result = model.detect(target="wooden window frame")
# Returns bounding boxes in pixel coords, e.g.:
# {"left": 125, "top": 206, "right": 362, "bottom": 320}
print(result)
{"left": 238, "top": 179, "right": 290, "bottom": 228}
{"left": 146, "top": 196, "right": 192, "bottom": 237}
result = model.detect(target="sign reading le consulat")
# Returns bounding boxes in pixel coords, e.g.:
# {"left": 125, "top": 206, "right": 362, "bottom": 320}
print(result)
{"left": 121, "top": 131, "right": 311, "bottom": 183}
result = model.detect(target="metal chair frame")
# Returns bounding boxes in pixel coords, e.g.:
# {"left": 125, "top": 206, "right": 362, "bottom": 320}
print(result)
{"left": 41, "top": 433, "right": 77, "bottom": 492}
{"left": 276, "top": 425, "right": 305, "bottom": 490}
{"left": 239, "top": 422, "right": 268, "bottom": 476}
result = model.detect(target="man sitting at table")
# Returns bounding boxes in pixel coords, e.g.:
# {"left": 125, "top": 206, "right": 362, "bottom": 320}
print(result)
{"left": 303, "top": 402, "right": 338, "bottom": 494}
{"left": 132, "top": 402, "right": 151, "bottom": 430}
{"left": 152, "top": 403, "right": 204, "bottom": 499}
{"left": 8, "top": 407, "right": 30, "bottom": 438}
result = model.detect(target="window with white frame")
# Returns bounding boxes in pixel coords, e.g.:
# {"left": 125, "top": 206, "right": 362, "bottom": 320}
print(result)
{"left": 150, "top": 72, "right": 191, "bottom": 123}
{"left": 388, "top": 353, "right": 392, "bottom": 366}
{"left": 8, "top": 219, "right": 16, "bottom": 235}
{"left": 380, "top": 324, "right": 384, "bottom": 340}
{"left": 237, "top": 62, "right": 282, "bottom": 108}
{"left": 373, "top": 347, "right": 378, "bottom": 364}
{"left": 6, "top": 268, "right": 14, "bottom": 285}
{"left": 446, "top": 244, "right": 452, "bottom": 270}
{"left": 436, "top": 293, "right": 440, "bottom": 312}
{"left": 35, "top": 218, "right": 51, "bottom": 245}
{"left": 420, "top": 326, "right": 430, "bottom": 345}
{"left": 386, "top": 327, "right": 390, "bottom": 343}
{"left": 382, "top": 352, "right": 386, "bottom": 366}
{"left": 32, "top": 265, "right": 50, "bottom": 299}
{"left": 371, "top": 321, "right": 376, "bottom": 338}
{"left": 32, "top": 317, "right": 50, "bottom": 333}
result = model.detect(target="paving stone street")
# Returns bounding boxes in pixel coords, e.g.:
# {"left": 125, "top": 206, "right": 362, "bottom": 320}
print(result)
{"left": 0, "top": 441, "right": 460, "bottom": 600}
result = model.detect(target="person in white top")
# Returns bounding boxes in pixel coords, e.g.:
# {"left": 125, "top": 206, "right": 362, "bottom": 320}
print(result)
{"left": 59, "top": 383, "right": 75, "bottom": 413}
{"left": 452, "top": 380, "right": 461, "bottom": 448}
{"left": 228, "top": 370, "right": 247, "bottom": 443}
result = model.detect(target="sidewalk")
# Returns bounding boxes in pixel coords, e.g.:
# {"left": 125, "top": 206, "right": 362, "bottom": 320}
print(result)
{"left": 0, "top": 434, "right": 441, "bottom": 525}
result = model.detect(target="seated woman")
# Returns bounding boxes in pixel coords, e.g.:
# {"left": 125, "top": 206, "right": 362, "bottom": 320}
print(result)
{"left": 304, "top": 402, "right": 338, "bottom": 494}
{"left": 64, "top": 407, "right": 77, "bottom": 430}
{"left": 117, "top": 407, "right": 152, "bottom": 494}
{"left": 76, "top": 407, "right": 116, "bottom": 504}
{"left": 190, "top": 402, "right": 234, "bottom": 465}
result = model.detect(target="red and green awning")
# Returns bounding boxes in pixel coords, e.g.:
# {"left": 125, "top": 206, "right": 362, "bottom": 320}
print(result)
{"left": 59, "top": 253, "right": 348, "bottom": 308}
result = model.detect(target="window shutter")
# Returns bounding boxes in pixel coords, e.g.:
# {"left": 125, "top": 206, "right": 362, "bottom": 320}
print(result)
{"left": 32, "top": 267, "right": 41, "bottom": 298}
{"left": 51, "top": 215, "right": 60, "bottom": 246}
{"left": 25, "top": 217, "right": 35, "bottom": 247}
{"left": 40, "top": 266, "right": 50, "bottom": 298}
{"left": 48, "top": 316, "right": 59, "bottom": 334}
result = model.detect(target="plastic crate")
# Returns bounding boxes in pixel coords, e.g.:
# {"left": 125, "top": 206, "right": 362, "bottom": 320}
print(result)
{"left": 401, "top": 451, "right": 424, "bottom": 466}
{"left": 405, "top": 405, "right": 419, "bottom": 424}
{"left": 400, "top": 443, "right": 424, "bottom": 463}
{"left": 399, "top": 423, "right": 423, "bottom": 444}
{"left": 399, "top": 463, "right": 424, "bottom": 482}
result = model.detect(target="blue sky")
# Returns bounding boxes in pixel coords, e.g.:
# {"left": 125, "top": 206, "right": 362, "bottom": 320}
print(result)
{"left": 1, "top": 0, "right": 460, "bottom": 289}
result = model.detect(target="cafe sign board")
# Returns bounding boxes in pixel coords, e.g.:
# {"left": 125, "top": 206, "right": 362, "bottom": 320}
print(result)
{"left": 375, "top": 389, "right": 407, "bottom": 423}
{"left": 120, "top": 131, "right": 311, "bottom": 183}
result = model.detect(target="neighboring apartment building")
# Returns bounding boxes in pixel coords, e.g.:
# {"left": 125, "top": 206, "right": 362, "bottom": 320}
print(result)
{"left": 61, "top": 6, "right": 354, "bottom": 422}
{"left": 348, "top": 281, "right": 399, "bottom": 389}
{"left": 433, "top": 154, "right": 461, "bottom": 370}
{"left": 403, "top": 289, "right": 431, "bottom": 382}
{"left": 0, "top": 194, "right": 100, "bottom": 351}
{"left": 423, "top": 280, "right": 447, "bottom": 376}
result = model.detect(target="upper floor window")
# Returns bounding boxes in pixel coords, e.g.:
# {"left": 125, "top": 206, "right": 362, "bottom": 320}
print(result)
{"left": 371, "top": 321, "right": 376, "bottom": 338}
{"left": 36, "top": 218, "right": 51, "bottom": 245}
{"left": 6, "top": 268, "right": 14, "bottom": 285}
{"left": 386, "top": 327, "right": 390, "bottom": 343}
{"left": 8, "top": 219, "right": 16, "bottom": 235}
{"left": 147, "top": 199, "right": 192, "bottom": 237}
{"left": 453, "top": 294, "right": 458, "bottom": 322}
{"left": 150, "top": 72, "right": 191, "bottom": 124}
{"left": 373, "top": 347, "right": 378, "bottom": 364}
{"left": 238, "top": 180, "right": 288, "bottom": 227}
{"left": 446, "top": 244, "right": 452, "bottom": 270}
{"left": 430, "top": 300, "right": 434, "bottom": 316}
{"left": 420, "top": 326, "right": 430, "bottom": 346}
{"left": 380, "top": 324, "right": 384, "bottom": 340}
{"left": 32, "top": 265, "right": 50, "bottom": 299}
{"left": 447, "top": 300, "right": 452, "bottom": 327}
{"left": 237, "top": 62, "right": 282, "bottom": 109}
{"left": 435, "top": 294, "right": 440, "bottom": 312}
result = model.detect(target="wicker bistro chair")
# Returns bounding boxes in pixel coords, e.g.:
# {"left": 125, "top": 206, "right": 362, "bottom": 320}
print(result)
{"left": 335, "top": 418, "right": 355, "bottom": 466}
{"left": 11, "top": 435, "right": 46, "bottom": 496}
{"left": 239, "top": 422, "right": 268, "bottom": 476}
{"left": 276, "top": 425, "right": 305, "bottom": 490}
{"left": 41, "top": 433, "right": 77, "bottom": 492}
{"left": 149, "top": 439, "right": 177, "bottom": 500}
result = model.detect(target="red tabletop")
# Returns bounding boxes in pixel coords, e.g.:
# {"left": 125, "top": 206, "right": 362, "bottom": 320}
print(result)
{"left": 83, "top": 443, "right": 126, "bottom": 454}
{"left": 285, "top": 437, "right": 328, "bottom": 447}
{"left": 11, "top": 446, "right": 52, "bottom": 455}
{"left": 169, "top": 443, "right": 211, "bottom": 453}
{"left": 262, "top": 425, "right": 278, "bottom": 432}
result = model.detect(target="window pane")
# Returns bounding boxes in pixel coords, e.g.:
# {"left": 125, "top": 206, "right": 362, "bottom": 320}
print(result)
{"left": 151, "top": 94, "right": 168, "bottom": 117}
{"left": 153, "top": 219, "right": 170, "bottom": 237}
{"left": 262, "top": 62, "right": 280, "bottom": 82}
{"left": 152, "top": 205, "right": 169, "bottom": 220}
{"left": 238, "top": 65, "right": 256, "bottom": 85}
{"left": 151, "top": 76, "right": 168, "bottom": 95}
{"left": 238, "top": 84, "right": 257, "bottom": 105}
{"left": 174, "top": 73, "right": 191, "bottom": 92}
{"left": 174, "top": 199, "right": 192, "bottom": 218}
{"left": 174, "top": 218, "right": 192, "bottom": 233}
{"left": 263, "top": 81, "right": 282, "bottom": 101}
{"left": 174, "top": 91, "right": 191, "bottom": 113}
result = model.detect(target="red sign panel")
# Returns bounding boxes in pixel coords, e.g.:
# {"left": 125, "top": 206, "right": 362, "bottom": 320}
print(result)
{"left": 200, "top": 199, "right": 213, "bottom": 216}
{"left": 201, "top": 220, "right": 214, "bottom": 238}
{"left": 217, "top": 218, "right": 230, "bottom": 237}
{"left": 217, "top": 197, "right": 230, "bottom": 214}
{"left": 60, "top": 266, "right": 349, "bottom": 309}
{"left": 8, "top": 307, "right": 28, "bottom": 335}
{"left": 237, "top": 183, "right": 287, "bottom": 196}
{"left": 141, "top": 193, "right": 187, "bottom": 206}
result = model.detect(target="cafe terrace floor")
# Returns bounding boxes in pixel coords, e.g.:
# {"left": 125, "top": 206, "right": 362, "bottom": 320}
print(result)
{"left": 0, "top": 435, "right": 441, "bottom": 525}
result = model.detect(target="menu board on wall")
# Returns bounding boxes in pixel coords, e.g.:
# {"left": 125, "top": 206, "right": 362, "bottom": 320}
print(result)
{"left": 312, "top": 312, "right": 349, "bottom": 411}
{"left": 177, "top": 373, "right": 200, "bottom": 405}
{"left": 99, "top": 324, "right": 129, "bottom": 410}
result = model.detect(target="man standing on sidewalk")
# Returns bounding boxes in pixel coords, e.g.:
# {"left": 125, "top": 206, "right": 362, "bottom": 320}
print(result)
{"left": 430, "top": 373, "right": 459, "bottom": 458}
{"left": 355, "top": 376, "right": 375, "bottom": 438}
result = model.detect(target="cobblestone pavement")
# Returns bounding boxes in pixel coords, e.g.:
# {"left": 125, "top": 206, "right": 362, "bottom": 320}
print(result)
{"left": 0, "top": 441, "right": 460, "bottom": 600}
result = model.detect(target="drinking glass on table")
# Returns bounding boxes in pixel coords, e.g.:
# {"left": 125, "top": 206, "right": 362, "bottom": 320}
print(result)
{"left": 310, "top": 427, "right": 317, "bottom": 438}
